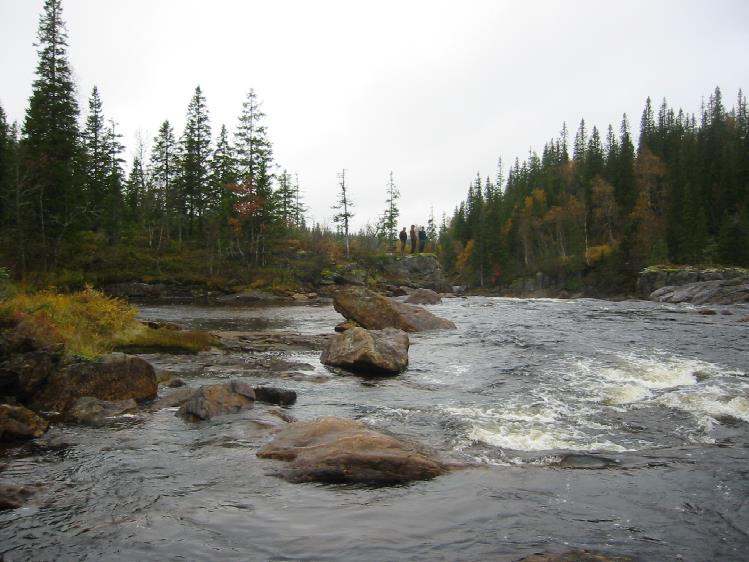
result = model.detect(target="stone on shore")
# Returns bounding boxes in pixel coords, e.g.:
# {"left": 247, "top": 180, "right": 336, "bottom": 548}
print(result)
{"left": 320, "top": 327, "right": 409, "bottom": 375}
{"left": 177, "top": 380, "right": 256, "bottom": 421}
{"left": 333, "top": 286, "right": 455, "bottom": 332}
{"left": 0, "top": 403, "right": 49, "bottom": 441}
{"left": 257, "top": 417, "right": 449, "bottom": 484}
{"left": 404, "top": 288, "right": 442, "bottom": 305}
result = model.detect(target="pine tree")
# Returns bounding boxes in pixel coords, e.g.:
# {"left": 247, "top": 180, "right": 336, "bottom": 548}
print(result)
{"left": 380, "top": 171, "right": 400, "bottom": 251}
{"left": 22, "top": 0, "right": 81, "bottom": 268}
{"left": 149, "top": 121, "right": 179, "bottom": 247}
{"left": 179, "top": 85, "right": 212, "bottom": 233}
{"left": 332, "top": 169, "right": 354, "bottom": 259}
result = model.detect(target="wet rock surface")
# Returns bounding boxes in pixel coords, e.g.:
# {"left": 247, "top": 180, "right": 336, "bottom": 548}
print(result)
{"left": 0, "top": 483, "right": 36, "bottom": 510}
{"left": 256, "top": 417, "right": 450, "bottom": 484}
{"left": 517, "top": 550, "right": 638, "bottom": 562}
{"left": 333, "top": 286, "right": 456, "bottom": 332}
{"left": 176, "top": 380, "right": 256, "bottom": 421}
{"left": 648, "top": 276, "right": 749, "bottom": 305}
{"left": 65, "top": 397, "right": 138, "bottom": 426}
{"left": 320, "top": 327, "right": 409, "bottom": 375}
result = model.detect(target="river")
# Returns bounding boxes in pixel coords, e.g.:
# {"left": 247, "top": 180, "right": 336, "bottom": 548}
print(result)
{"left": 1, "top": 297, "right": 748, "bottom": 561}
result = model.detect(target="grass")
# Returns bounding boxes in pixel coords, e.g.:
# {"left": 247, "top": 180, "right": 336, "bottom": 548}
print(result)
{"left": 1, "top": 286, "right": 216, "bottom": 358}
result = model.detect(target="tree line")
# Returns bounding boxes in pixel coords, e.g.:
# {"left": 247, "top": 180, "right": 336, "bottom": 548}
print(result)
{"left": 439, "top": 88, "right": 749, "bottom": 293}
{"left": 0, "top": 0, "right": 307, "bottom": 279}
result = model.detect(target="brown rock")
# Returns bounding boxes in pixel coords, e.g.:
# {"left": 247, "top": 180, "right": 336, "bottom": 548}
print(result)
{"left": 177, "top": 380, "right": 255, "bottom": 421}
{"left": 29, "top": 353, "right": 157, "bottom": 413}
{"left": 257, "top": 417, "right": 449, "bottom": 484}
{"left": 320, "top": 327, "right": 409, "bottom": 375}
{"left": 405, "top": 288, "right": 442, "bottom": 305}
{"left": 0, "top": 403, "right": 49, "bottom": 441}
{"left": 333, "top": 286, "right": 455, "bottom": 332}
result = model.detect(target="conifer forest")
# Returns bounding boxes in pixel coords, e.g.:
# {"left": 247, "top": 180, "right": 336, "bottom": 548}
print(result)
{"left": 1, "top": 0, "right": 747, "bottom": 294}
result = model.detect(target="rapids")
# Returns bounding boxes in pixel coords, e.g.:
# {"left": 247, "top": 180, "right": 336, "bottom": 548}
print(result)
{"left": 1, "top": 297, "right": 748, "bottom": 561}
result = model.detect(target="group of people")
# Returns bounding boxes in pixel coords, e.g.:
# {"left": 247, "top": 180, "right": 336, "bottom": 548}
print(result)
{"left": 399, "top": 224, "right": 428, "bottom": 256}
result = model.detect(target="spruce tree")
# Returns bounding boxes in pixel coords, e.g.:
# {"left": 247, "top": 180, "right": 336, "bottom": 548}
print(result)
{"left": 380, "top": 171, "right": 400, "bottom": 251}
{"left": 22, "top": 0, "right": 81, "bottom": 268}
{"left": 149, "top": 121, "right": 179, "bottom": 246}
{"left": 179, "top": 85, "right": 212, "bottom": 233}
{"left": 332, "top": 169, "right": 354, "bottom": 259}
{"left": 81, "top": 86, "right": 110, "bottom": 229}
{"left": 209, "top": 124, "right": 237, "bottom": 221}
{"left": 0, "top": 105, "right": 8, "bottom": 229}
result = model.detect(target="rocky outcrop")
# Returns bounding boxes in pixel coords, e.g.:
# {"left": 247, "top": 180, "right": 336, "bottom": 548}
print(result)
{"left": 638, "top": 266, "right": 749, "bottom": 304}
{"left": 0, "top": 403, "right": 49, "bottom": 441}
{"left": 320, "top": 327, "right": 409, "bottom": 375}
{"left": 66, "top": 397, "right": 138, "bottom": 426}
{"left": 365, "top": 254, "right": 452, "bottom": 292}
{"left": 648, "top": 276, "right": 749, "bottom": 305}
{"left": 257, "top": 417, "right": 449, "bottom": 484}
{"left": 28, "top": 353, "right": 157, "bottom": 413}
{"left": 333, "top": 286, "right": 456, "bottom": 332}
{"left": 253, "top": 386, "right": 297, "bottom": 406}
{"left": 404, "top": 288, "right": 442, "bottom": 305}
{"left": 176, "top": 380, "right": 256, "bottom": 421}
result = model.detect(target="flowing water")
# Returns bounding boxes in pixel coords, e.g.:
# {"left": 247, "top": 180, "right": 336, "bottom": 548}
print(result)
{"left": 1, "top": 297, "right": 748, "bottom": 561}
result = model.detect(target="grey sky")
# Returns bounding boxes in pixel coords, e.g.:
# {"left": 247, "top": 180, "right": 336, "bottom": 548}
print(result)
{"left": 1, "top": 0, "right": 748, "bottom": 231}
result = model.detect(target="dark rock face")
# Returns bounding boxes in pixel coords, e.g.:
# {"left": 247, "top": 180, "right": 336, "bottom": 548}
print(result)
{"left": 366, "top": 254, "right": 452, "bottom": 293}
{"left": 66, "top": 397, "right": 138, "bottom": 426}
{"left": 0, "top": 349, "right": 63, "bottom": 403}
{"left": 320, "top": 327, "right": 409, "bottom": 375}
{"left": 257, "top": 417, "right": 449, "bottom": 484}
{"left": 0, "top": 483, "right": 36, "bottom": 510}
{"left": 253, "top": 386, "right": 297, "bottom": 406}
{"left": 333, "top": 287, "right": 456, "bottom": 332}
{"left": 176, "top": 380, "right": 255, "bottom": 421}
{"left": 0, "top": 403, "right": 49, "bottom": 441}
{"left": 404, "top": 288, "right": 442, "bottom": 305}
{"left": 28, "top": 353, "right": 157, "bottom": 413}
{"left": 648, "top": 276, "right": 749, "bottom": 305}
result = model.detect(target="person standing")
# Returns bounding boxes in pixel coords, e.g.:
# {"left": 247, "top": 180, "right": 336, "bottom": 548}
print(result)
{"left": 418, "top": 226, "right": 427, "bottom": 253}
{"left": 409, "top": 225, "right": 417, "bottom": 254}
{"left": 399, "top": 227, "right": 408, "bottom": 256}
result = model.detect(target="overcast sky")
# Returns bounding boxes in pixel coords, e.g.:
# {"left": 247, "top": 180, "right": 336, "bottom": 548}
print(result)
{"left": 1, "top": 0, "right": 748, "bottom": 231}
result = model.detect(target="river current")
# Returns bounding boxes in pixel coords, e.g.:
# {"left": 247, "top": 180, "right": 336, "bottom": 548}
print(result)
{"left": 1, "top": 297, "right": 748, "bottom": 561}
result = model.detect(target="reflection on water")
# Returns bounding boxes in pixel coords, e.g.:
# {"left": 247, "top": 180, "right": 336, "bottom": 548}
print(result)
{"left": 1, "top": 297, "right": 748, "bottom": 561}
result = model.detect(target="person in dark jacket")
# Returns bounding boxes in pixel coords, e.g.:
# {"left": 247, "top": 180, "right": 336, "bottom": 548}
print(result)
{"left": 409, "top": 225, "right": 417, "bottom": 254}
{"left": 418, "top": 226, "right": 427, "bottom": 253}
{"left": 399, "top": 227, "right": 408, "bottom": 256}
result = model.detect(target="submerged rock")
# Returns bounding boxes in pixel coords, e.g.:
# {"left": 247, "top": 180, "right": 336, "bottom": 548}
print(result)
{"left": 28, "top": 353, "right": 157, "bottom": 413}
{"left": 333, "top": 286, "right": 455, "bottom": 332}
{"left": 177, "top": 380, "right": 255, "bottom": 421}
{"left": 66, "top": 397, "right": 138, "bottom": 426}
{"left": 518, "top": 549, "right": 637, "bottom": 562}
{"left": 257, "top": 417, "right": 449, "bottom": 484}
{"left": 555, "top": 454, "right": 620, "bottom": 469}
{"left": 0, "top": 403, "right": 49, "bottom": 441}
{"left": 320, "top": 327, "right": 409, "bottom": 375}
{"left": 404, "top": 288, "right": 442, "bottom": 305}
{"left": 0, "top": 483, "right": 36, "bottom": 510}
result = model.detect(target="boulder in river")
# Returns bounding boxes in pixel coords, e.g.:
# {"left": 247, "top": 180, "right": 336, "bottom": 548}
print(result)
{"left": 333, "top": 286, "right": 456, "bottom": 332}
{"left": 0, "top": 403, "right": 49, "bottom": 441}
{"left": 253, "top": 386, "right": 297, "bottom": 406}
{"left": 257, "top": 417, "right": 449, "bottom": 484}
{"left": 320, "top": 327, "right": 409, "bottom": 375}
{"left": 555, "top": 454, "right": 620, "bottom": 469}
{"left": 649, "top": 276, "right": 749, "bottom": 305}
{"left": 404, "top": 288, "right": 442, "bottom": 305}
{"left": 28, "top": 353, "right": 157, "bottom": 413}
{"left": 66, "top": 397, "right": 138, "bottom": 426}
{"left": 177, "top": 380, "right": 256, "bottom": 421}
